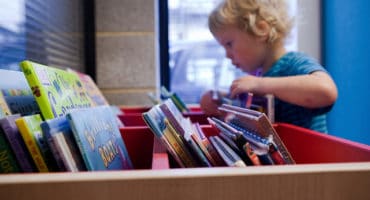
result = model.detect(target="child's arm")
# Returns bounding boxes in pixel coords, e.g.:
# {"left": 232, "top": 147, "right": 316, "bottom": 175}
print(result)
{"left": 229, "top": 71, "right": 338, "bottom": 108}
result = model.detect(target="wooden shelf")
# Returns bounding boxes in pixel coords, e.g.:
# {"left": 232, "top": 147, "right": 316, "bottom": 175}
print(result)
{"left": 1, "top": 162, "right": 369, "bottom": 200}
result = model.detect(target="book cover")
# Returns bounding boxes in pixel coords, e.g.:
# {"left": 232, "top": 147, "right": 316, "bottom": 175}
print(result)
{"left": 41, "top": 116, "right": 86, "bottom": 172}
{"left": 0, "top": 126, "right": 21, "bottom": 173}
{"left": 0, "top": 69, "right": 40, "bottom": 117}
{"left": 0, "top": 114, "right": 36, "bottom": 172}
{"left": 20, "top": 60, "right": 93, "bottom": 120}
{"left": 66, "top": 105, "right": 133, "bottom": 171}
{"left": 67, "top": 68, "right": 109, "bottom": 106}
{"left": 15, "top": 114, "right": 58, "bottom": 172}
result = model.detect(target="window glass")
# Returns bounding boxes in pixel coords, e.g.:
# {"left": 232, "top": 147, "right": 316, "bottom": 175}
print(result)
{"left": 168, "top": 0, "right": 297, "bottom": 104}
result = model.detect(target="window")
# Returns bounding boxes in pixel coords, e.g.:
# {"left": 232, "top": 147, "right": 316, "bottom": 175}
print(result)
{"left": 0, "top": 0, "right": 85, "bottom": 72}
{"left": 161, "top": 0, "right": 297, "bottom": 104}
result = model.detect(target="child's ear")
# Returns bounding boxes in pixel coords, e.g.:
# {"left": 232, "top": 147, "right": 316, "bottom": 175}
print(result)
{"left": 256, "top": 20, "right": 270, "bottom": 42}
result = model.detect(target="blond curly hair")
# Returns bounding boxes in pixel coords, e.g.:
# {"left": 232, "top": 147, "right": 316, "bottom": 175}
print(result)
{"left": 209, "top": 0, "right": 294, "bottom": 43}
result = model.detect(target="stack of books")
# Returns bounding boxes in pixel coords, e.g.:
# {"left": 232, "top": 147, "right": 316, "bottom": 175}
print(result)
{"left": 142, "top": 98, "right": 294, "bottom": 168}
{"left": 0, "top": 61, "right": 132, "bottom": 173}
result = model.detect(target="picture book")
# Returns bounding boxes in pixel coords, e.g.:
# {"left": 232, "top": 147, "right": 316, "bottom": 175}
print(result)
{"left": 0, "top": 126, "right": 21, "bottom": 173}
{"left": 66, "top": 105, "right": 133, "bottom": 171}
{"left": 0, "top": 114, "right": 36, "bottom": 172}
{"left": 0, "top": 69, "right": 40, "bottom": 117}
{"left": 41, "top": 116, "right": 86, "bottom": 172}
{"left": 160, "top": 86, "right": 189, "bottom": 113}
{"left": 15, "top": 114, "right": 58, "bottom": 172}
{"left": 142, "top": 105, "right": 186, "bottom": 168}
{"left": 67, "top": 68, "right": 109, "bottom": 106}
{"left": 20, "top": 60, "right": 93, "bottom": 120}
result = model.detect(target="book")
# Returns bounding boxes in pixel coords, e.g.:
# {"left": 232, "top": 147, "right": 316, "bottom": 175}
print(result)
{"left": 0, "top": 69, "right": 40, "bottom": 117}
{"left": 15, "top": 114, "right": 57, "bottom": 172}
{"left": 0, "top": 114, "right": 36, "bottom": 172}
{"left": 19, "top": 60, "right": 93, "bottom": 120}
{"left": 41, "top": 116, "right": 86, "bottom": 172}
{"left": 142, "top": 105, "right": 186, "bottom": 168}
{"left": 0, "top": 126, "right": 21, "bottom": 173}
{"left": 209, "top": 136, "right": 246, "bottom": 167}
{"left": 0, "top": 92, "right": 11, "bottom": 118}
{"left": 160, "top": 86, "right": 189, "bottom": 113}
{"left": 213, "top": 90, "right": 275, "bottom": 122}
{"left": 218, "top": 104, "right": 294, "bottom": 164}
{"left": 66, "top": 105, "right": 133, "bottom": 171}
{"left": 67, "top": 68, "right": 109, "bottom": 106}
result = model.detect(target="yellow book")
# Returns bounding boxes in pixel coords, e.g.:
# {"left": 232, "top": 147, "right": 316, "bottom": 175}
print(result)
{"left": 16, "top": 114, "right": 51, "bottom": 172}
{"left": 20, "top": 60, "right": 94, "bottom": 120}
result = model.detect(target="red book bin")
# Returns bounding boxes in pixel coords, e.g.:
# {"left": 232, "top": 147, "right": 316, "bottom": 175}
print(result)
{"left": 120, "top": 123, "right": 370, "bottom": 169}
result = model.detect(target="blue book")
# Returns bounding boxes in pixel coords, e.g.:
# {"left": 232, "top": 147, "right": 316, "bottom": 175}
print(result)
{"left": 66, "top": 106, "right": 133, "bottom": 171}
{"left": 41, "top": 116, "right": 86, "bottom": 172}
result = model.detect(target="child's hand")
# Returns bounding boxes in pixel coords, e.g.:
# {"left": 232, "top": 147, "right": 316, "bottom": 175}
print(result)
{"left": 229, "top": 75, "right": 262, "bottom": 98}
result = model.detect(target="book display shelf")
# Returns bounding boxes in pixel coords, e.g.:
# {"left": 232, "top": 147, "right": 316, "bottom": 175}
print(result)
{"left": 1, "top": 112, "right": 370, "bottom": 200}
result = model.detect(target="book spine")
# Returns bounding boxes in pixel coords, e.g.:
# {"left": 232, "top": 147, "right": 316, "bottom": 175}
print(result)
{"left": 44, "top": 132, "right": 67, "bottom": 171}
{"left": 1, "top": 120, "right": 35, "bottom": 172}
{"left": 0, "top": 129, "right": 21, "bottom": 173}
{"left": 15, "top": 119, "right": 49, "bottom": 172}
{"left": 163, "top": 119, "right": 198, "bottom": 167}
{"left": 20, "top": 61, "right": 55, "bottom": 119}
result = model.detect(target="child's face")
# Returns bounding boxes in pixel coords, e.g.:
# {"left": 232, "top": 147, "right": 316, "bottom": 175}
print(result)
{"left": 214, "top": 25, "right": 269, "bottom": 74}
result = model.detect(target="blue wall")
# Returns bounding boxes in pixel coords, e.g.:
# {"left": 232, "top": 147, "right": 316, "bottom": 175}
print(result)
{"left": 323, "top": 0, "right": 370, "bottom": 145}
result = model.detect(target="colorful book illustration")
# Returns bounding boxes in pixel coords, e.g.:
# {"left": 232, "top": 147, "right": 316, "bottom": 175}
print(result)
{"left": 0, "top": 114, "right": 36, "bottom": 172}
{"left": 15, "top": 114, "right": 57, "bottom": 172}
{"left": 20, "top": 60, "right": 93, "bottom": 120}
{"left": 67, "top": 68, "right": 109, "bottom": 106}
{"left": 41, "top": 116, "right": 86, "bottom": 172}
{"left": 0, "top": 69, "right": 40, "bottom": 117}
{"left": 0, "top": 126, "right": 21, "bottom": 173}
{"left": 66, "top": 105, "right": 133, "bottom": 171}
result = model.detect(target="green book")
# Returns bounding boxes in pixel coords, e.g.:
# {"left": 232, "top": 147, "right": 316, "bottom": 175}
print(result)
{"left": 20, "top": 60, "right": 94, "bottom": 120}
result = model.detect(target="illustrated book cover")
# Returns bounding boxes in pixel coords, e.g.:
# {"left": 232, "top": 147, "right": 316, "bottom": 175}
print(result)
{"left": 66, "top": 105, "right": 133, "bottom": 171}
{"left": 41, "top": 116, "right": 86, "bottom": 172}
{"left": 19, "top": 60, "right": 93, "bottom": 120}
{"left": 67, "top": 68, "right": 109, "bottom": 106}
{"left": 0, "top": 69, "right": 40, "bottom": 117}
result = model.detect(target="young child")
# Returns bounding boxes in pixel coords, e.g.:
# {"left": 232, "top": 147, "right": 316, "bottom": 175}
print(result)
{"left": 200, "top": 0, "right": 338, "bottom": 133}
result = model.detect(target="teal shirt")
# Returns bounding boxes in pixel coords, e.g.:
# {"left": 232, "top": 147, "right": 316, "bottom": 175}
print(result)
{"left": 264, "top": 52, "right": 333, "bottom": 133}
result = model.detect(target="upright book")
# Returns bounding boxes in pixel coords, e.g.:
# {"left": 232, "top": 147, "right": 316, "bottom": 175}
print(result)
{"left": 0, "top": 69, "right": 40, "bottom": 117}
{"left": 67, "top": 68, "right": 109, "bottom": 106}
{"left": 0, "top": 126, "right": 21, "bottom": 173}
{"left": 0, "top": 114, "right": 36, "bottom": 172}
{"left": 41, "top": 116, "right": 86, "bottom": 172}
{"left": 19, "top": 60, "right": 93, "bottom": 120}
{"left": 66, "top": 105, "right": 133, "bottom": 171}
{"left": 15, "top": 114, "right": 58, "bottom": 172}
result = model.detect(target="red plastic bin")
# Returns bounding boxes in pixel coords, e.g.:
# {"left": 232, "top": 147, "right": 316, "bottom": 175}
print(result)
{"left": 120, "top": 123, "right": 370, "bottom": 169}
